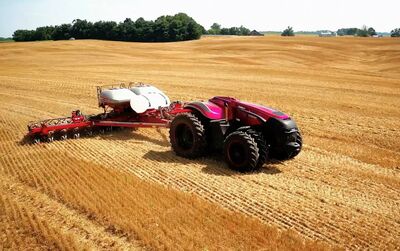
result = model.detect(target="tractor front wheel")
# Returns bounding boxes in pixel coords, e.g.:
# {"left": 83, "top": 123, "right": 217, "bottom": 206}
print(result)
{"left": 169, "top": 113, "right": 207, "bottom": 158}
{"left": 238, "top": 127, "right": 269, "bottom": 168}
{"left": 272, "top": 130, "right": 302, "bottom": 160}
{"left": 223, "top": 131, "right": 259, "bottom": 172}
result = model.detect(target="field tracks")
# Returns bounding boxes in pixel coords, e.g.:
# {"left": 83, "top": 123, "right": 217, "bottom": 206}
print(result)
{"left": 1, "top": 37, "right": 400, "bottom": 250}
{"left": 0, "top": 175, "right": 141, "bottom": 250}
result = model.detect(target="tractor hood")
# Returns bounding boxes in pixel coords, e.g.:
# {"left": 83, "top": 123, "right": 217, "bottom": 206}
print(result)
{"left": 238, "top": 101, "right": 290, "bottom": 120}
{"left": 185, "top": 96, "right": 291, "bottom": 124}
{"left": 208, "top": 96, "right": 290, "bottom": 121}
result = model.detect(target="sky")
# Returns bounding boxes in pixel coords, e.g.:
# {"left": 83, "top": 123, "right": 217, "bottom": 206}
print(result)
{"left": 0, "top": 0, "right": 399, "bottom": 37}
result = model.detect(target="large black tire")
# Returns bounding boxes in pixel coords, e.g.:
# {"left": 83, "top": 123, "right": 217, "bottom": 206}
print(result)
{"left": 290, "top": 131, "right": 302, "bottom": 158}
{"left": 248, "top": 130, "right": 269, "bottom": 168}
{"left": 223, "top": 131, "right": 259, "bottom": 172}
{"left": 169, "top": 113, "right": 207, "bottom": 158}
{"left": 238, "top": 127, "right": 269, "bottom": 168}
{"left": 272, "top": 130, "right": 302, "bottom": 160}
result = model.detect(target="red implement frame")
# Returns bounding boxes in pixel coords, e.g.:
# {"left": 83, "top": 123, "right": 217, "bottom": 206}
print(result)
{"left": 27, "top": 111, "right": 91, "bottom": 136}
{"left": 26, "top": 102, "right": 191, "bottom": 140}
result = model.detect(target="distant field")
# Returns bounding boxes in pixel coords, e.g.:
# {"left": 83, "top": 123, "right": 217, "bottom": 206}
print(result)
{"left": 0, "top": 39, "right": 13, "bottom": 43}
{"left": 0, "top": 36, "right": 399, "bottom": 250}
{"left": 262, "top": 31, "right": 319, "bottom": 36}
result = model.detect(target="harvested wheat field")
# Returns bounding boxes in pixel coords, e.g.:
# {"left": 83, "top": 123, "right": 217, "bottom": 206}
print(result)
{"left": 0, "top": 36, "right": 399, "bottom": 250}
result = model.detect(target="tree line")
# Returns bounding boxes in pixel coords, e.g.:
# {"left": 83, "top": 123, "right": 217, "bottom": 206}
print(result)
{"left": 280, "top": 25, "right": 400, "bottom": 37}
{"left": 336, "top": 26, "right": 399, "bottom": 37}
{"left": 206, "top": 23, "right": 252, "bottom": 36}
{"left": 13, "top": 18, "right": 259, "bottom": 42}
{"left": 13, "top": 13, "right": 204, "bottom": 42}
{"left": 11, "top": 15, "right": 400, "bottom": 41}
{"left": 281, "top": 26, "right": 377, "bottom": 37}
{"left": 390, "top": 28, "right": 400, "bottom": 37}
{"left": 337, "top": 26, "right": 376, "bottom": 37}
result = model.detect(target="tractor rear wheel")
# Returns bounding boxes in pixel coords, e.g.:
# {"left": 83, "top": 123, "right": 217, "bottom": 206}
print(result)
{"left": 169, "top": 113, "right": 207, "bottom": 158}
{"left": 223, "top": 131, "right": 259, "bottom": 172}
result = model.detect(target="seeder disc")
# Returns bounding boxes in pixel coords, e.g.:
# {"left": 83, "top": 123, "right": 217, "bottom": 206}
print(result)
{"left": 85, "top": 128, "right": 93, "bottom": 136}
{"left": 60, "top": 130, "right": 68, "bottom": 140}
{"left": 73, "top": 128, "right": 80, "bottom": 139}
{"left": 47, "top": 131, "right": 54, "bottom": 142}
{"left": 33, "top": 136, "right": 41, "bottom": 144}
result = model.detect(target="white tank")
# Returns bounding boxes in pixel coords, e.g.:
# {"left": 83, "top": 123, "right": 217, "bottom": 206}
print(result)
{"left": 130, "top": 85, "right": 170, "bottom": 109}
{"left": 100, "top": 89, "right": 136, "bottom": 105}
{"left": 99, "top": 85, "right": 170, "bottom": 114}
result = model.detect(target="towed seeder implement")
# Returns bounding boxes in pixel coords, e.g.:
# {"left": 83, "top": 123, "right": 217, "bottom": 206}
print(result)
{"left": 27, "top": 110, "right": 91, "bottom": 143}
{"left": 26, "top": 83, "right": 302, "bottom": 172}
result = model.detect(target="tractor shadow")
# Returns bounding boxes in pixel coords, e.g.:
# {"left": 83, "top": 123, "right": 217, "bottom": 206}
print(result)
{"left": 143, "top": 149, "right": 282, "bottom": 176}
{"left": 19, "top": 128, "right": 170, "bottom": 147}
{"left": 97, "top": 128, "right": 170, "bottom": 147}
{"left": 18, "top": 135, "right": 32, "bottom": 146}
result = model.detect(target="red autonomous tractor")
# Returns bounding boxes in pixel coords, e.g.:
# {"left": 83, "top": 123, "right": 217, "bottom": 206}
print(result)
{"left": 27, "top": 83, "right": 302, "bottom": 172}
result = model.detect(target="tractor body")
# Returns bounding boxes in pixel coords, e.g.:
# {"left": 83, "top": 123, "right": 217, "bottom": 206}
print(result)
{"left": 182, "top": 96, "right": 302, "bottom": 163}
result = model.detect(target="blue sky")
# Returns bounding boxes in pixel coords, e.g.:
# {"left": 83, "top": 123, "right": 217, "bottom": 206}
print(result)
{"left": 0, "top": 0, "right": 399, "bottom": 37}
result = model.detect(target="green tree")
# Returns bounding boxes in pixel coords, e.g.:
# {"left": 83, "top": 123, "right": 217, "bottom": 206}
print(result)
{"left": 356, "top": 25, "right": 376, "bottom": 37}
{"left": 281, "top": 26, "right": 294, "bottom": 36}
{"left": 220, "top": 28, "right": 229, "bottom": 35}
{"left": 168, "top": 17, "right": 182, "bottom": 41}
{"left": 347, "top": 28, "right": 358, "bottom": 35}
{"left": 134, "top": 17, "right": 153, "bottom": 41}
{"left": 153, "top": 16, "right": 170, "bottom": 41}
{"left": 91, "top": 21, "right": 117, "bottom": 40}
{"left": 53, "top": 24, "right": 72, "bottom": 40}
{"left": 356, "top": 26, "right": 369, "bottom": 37}
{"left": 33, "top": 26, "right": 54, "bottom": 40}
{"left": 208, "top": 23, "right": 221, "bottom": 35}
{"left": 70, "top": 19, "right": 93, "bottom": 39}
{"left": 186, "top": 21, "right": 203, "bottom": 40}
{"left": 367, "top": 27, "right": 377, "bottom": 36}
{"left": 337, "top": 28, "right": 358, "bottom": 36}
{"left": 228, "top": 27, "right": 239, "bottom": 35}
{"left": 115, "top": 18, "right": 136, "bottom": 41}
{"left": 239, "top": 25, "right": 250, "bottom": 35}
{"left": 178, "top": 13, "right": 201, "bottom": 40}
{"left": 12, "top": 30, "right": 35, "bottom": 41}
{"left": 391, "top": 28, "right": 400, "bottom": 37}
{"left": 207, "top": 23, "right": 251, "bottom": 36}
